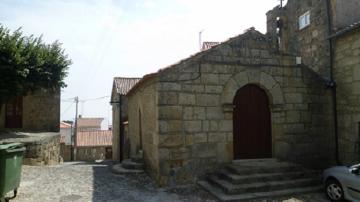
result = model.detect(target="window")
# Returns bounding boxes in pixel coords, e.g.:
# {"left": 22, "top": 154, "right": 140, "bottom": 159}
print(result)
{"left": 299, "top": 11, "right": 310, "bottom": 30}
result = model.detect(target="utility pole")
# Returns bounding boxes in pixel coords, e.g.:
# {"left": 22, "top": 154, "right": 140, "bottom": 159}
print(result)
{"left": 73, "top": 96, "right": 79, "bottom": 161}
{"left": 279, "top": 0, "right": 284, "bottom": 8}
{"left": 199, "top": 30, "right": 204, "bottom": 51}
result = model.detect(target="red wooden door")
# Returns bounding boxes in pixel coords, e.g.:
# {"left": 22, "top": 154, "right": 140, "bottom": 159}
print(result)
{"left": 5, "top": 97, "right": 23, "bottom": 128}
{"left": 233, "top": 84, "right": 271, "bottom": 159}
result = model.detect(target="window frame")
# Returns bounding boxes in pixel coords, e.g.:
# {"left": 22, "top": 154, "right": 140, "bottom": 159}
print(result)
{"left": 299, "top": 11, "right": 311, "bottom": 30}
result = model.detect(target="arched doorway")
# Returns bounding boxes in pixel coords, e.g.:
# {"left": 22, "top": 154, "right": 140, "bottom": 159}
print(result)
{"left": 233, "top": 84, "right": 272, "bottom": 159}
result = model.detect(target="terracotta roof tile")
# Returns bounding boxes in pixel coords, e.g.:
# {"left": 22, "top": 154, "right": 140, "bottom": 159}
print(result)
{"left": 114, "top": 77, "right": 141, "bottom": 95}
{"left": 76, "top": 130, "right": 112, "bottom": 146}
{"left": 60, "top": 122, "right": 72, "bottom": 129}
{"left": 202, "top": 41, "right": 220, "bottom": 51}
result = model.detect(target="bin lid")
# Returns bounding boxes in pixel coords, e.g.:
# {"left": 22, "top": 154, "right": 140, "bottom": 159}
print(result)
{"left": 0, "top": 142, "right": 24, "bottom": 150}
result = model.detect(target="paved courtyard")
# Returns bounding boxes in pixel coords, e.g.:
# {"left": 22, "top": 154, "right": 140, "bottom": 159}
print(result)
{"left": 7, "top": 161, "right": 329, "bottom": 202}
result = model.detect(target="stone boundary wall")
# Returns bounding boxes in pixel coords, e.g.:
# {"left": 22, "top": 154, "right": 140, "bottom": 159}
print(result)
{"left": 0, "top": 132, "right": 62, "bottom": 166}
{"left": 76, "top": 146, "right": 111, "bottom": 161}
{"left": 60, "top": 143, "right": 71, "bottom": 161}
{"left": 23, "top": 134, "right": 61, "bottom": 166}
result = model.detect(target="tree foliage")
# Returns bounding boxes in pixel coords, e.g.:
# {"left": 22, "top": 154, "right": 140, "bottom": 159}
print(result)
{"left": 0, "top": 24, "right": 71, "bottom": 104}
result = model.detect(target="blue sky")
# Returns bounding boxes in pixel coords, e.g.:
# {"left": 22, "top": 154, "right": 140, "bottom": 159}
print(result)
{"left": 0, "top": 0, "right": 284, "bottom": 125}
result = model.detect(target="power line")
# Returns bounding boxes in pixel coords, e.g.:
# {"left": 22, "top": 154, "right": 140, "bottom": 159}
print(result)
{"left": 79, "top": 95, "right": 110, "bottom": 102}
{"left": 61, "top": 102, "right": 74, "bottom": 116}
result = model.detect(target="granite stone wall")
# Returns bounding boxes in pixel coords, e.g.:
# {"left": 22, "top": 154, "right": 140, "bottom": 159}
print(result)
{"left": 267, "top": 0, "right": 331, "bottom": 78}
{"left": 22, "top": 134, "right": 61, "bottom": 166}
{"left": 334, "top": 29, "right": 360, "bottom": 164}
{"left": 0, "top": 89, "right": 60, "bottom": 132}
{"left": 112, "top": 102, "right": 121, "bottom": 161}
{"left": 60, "top": 143, "right": 71, "bottom": 161}
{"left": 127, "top": 79, "right": 160, "bottom": 181}
{"left": 76, "top": 146, "right": 110, "bottom": 161}
{"left": 144, "top": 30, "right": 334, "bottom": 186}
{"left": 126, "top": 0, "right": 360, "bottom": 186}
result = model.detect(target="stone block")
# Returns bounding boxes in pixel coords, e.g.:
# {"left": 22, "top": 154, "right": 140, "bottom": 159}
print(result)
{"left": 206, "top": 107, "right": 223, "bottom": 119}
{"left": 193, "top": 107, "right": 206, "bottom": 120}
{"left": 159, "top": 106, "right": 182, "bottom": 119}
{"left": 159, "top": 135, "right": 184, "bottom": 148}
{"left": 210, "top": 120, "right": 218, "bottom": 131}
{"left": 192, "top": 143, "right": 217, "bottom": 158}
{"left": 202, "top": 121, "right": 210, "bottom": 131}
{"left": 201, "top": 73, "right": 219, "bottom": 85}
{"left": 179, "top": 93, "right": 196, "bottom": 105}
{"left": 159, "top": 120, "right": 168, "bottom": 133}
{"left": 193, "top": 133, "right": 207, "bottom": 143}
{"left": 208, "top": 132, "right": 226, "bottom": 142}
{"left": 218, "top": 120, "right": 232, "bottom": 132}
{"left": 196, "top": 94, "right": 220, "bottom": 106}
{"left": 201, "top": 64, "right": 216, "bottom": 73}
{"left": 352, "top": 82, "right": 360, "bottom": 95}
{"left": 260, "top": 72, "right": 277, "bottom": 90}
{"left": 260, "top": 50, "right": 271, "bottom": 58}
{"left": 158, "top": 92, "right": 178, "bottom": 105}
{"left": 159, "top": 82, "right": 181, "bottom": 91}
{"left": 286, "top": 111, "right": 301, "bottom": 123}
{"left": 301, "top": 112, "right": 312, "bottom": 123}
{"left": 226, "top": 132, "right": 233, "bottom": 142}
{"left": 219, "top": 74, "right": 232, "bottom": 85}
{"left": 247, "top": 69, "right": 261, "bottom": 83}
{"left": 166, "top": 120, "right": 183, "bottom": 133}
{"left": 285, "top": 123, "right": 305, "bottom": 134}
{"left": 272, "top": 124, "right": 284, "bottom": 138}
{"left": 205, "top": 85, "right": 223, "bottom": 94}
{"left": 234, "top": 71, "right": 248, "bottom": 86}
{"left": 182, "top": 84, "right": 204, "bottom": 93}
{"left": 285, "top": 93, "right": 303, "bottom": 104}
{"left": 221, "top": 78, "right": 239, "bottom": 104}
{"left": 185, "top": 135, "right": 193, "bottom": 145}
{"left": 183, "top": 107, "right": 193, "bottom": 120}
{"left": 216, "top": 143, "right": 232, "bottom": 163}
{"left": 170, "top": 147, "right": 189, "bottom": 160}
{"left": 159, "top": 148, "right": 170, "bottom": 160}
{"left": 184, "top": 120, "right": 202, "bottom": 133}
{"left": 275, "top": 141, "right": 291, "bottom": 159}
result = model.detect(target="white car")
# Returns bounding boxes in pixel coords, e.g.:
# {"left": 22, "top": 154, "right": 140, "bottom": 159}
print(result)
{"left": 323, "top": 164, "right": 360, "bottom": 201}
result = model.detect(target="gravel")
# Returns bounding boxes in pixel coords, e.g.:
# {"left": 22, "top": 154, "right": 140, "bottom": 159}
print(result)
{"left": 5, "top": 161, "right": 329, "bottom": 202}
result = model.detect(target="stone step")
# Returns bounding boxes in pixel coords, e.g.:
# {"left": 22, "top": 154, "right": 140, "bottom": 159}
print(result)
{"left": 198, "top": 180, "right": 322, "bottom": 202}
{"left": 232, "top": 158, "right": 278, "bottom": 164}
{"left": 218, "top": 169, "right": 320, "bottom": 184}
{"left": 122, "top": 159, "right": 144, "bottom": 170}
{"left": 226, "top": 161, "right": 303, "bottom": 175}
{"left": 111, "top": 163, "right": 144, "bottom": 174}
{"left": 131, "top": 155, "right": 144, "bottom": 163}
{"left": 208, "top": 175, "right": 319, "bottom": 195}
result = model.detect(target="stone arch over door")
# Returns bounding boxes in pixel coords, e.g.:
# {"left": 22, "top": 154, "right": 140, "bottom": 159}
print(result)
{"left": 221, "top": 69, "right": 285, "bottom": 159}
{"left": 221, "top": 70, "right": 284, "bottom": 106}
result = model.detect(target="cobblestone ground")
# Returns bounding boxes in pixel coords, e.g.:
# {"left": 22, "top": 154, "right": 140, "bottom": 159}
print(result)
{"left": 6, "top": 162, "right": 329, "bottom": 202}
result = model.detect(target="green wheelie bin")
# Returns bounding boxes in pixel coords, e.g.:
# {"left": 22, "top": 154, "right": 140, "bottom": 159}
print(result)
{"left": 0, "top": 143, "right": 26, "bottom": 202}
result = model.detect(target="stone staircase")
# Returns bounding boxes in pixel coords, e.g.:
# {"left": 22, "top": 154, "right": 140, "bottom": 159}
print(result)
{"left": 111, "top": 154, "right": 144, "bottom": 174}
{"left": 198, "top": 158, "right": 322, "bottom": 201}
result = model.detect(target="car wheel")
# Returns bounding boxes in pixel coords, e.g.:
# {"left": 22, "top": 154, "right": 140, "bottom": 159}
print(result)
{"left": 325, "top": 179, "right": 345, "bottom": 201}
